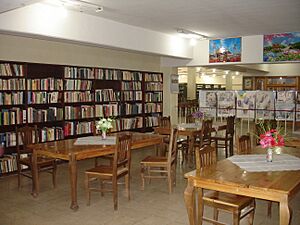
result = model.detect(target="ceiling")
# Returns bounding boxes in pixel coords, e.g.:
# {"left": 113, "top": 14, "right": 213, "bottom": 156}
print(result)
{"left": 0, "top": 0, "right": 299, "bottom": 39}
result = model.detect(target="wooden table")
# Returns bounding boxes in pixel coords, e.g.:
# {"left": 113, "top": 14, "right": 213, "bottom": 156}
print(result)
{"left": 28, "top": 132, "right": 163, "bottom": 210}
{"left": 184, "top": 147, "right": 300, "bottom": 225}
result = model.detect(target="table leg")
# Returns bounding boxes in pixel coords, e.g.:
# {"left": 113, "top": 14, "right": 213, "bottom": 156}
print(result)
{"left": 184, "top": 177, "right": 196, "bottom": 225}
{"left": 279, "top": 195, "right": 291, "bottom": 225}
{"left": 187, "top": 134, "right": 194, "bottom": 167}
{"left": 31, "top": 149, "right": 39, "bottom": 197}
{"left": 69, "top": 154, "right": 78, "bottom": 210}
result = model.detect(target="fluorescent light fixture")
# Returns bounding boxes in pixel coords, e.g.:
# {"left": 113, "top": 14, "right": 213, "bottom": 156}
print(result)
{"left": 177, "top": 28, "right": 208, "bottom": 40}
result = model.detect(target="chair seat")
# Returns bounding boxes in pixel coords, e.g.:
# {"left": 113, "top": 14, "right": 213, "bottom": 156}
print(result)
{"left": 86, "top": 165, "right": 128, "bottom": 177}
{"left": 203, "top": 191, "right": 254, "bottom": 209}
{"left": 140, "top": 156, "right": 167, "bottom": 165}
{"left": 20, "top": 156, "right": 55, "bottom": 167}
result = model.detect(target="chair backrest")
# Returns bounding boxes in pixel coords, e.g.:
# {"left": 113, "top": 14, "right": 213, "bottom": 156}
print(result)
{"left": 154, "top": 127, "right": 171, "bottom": 136}
{"left": 113, "top": 133, "right": 132, "bottom": 174}
{"left": 237, "top": 134, "right": 251, "bottom": 155}
{"left": 186, "top": 114, "right": 195, "bottom": 123}
{"left": 158, "top": 116, "right": 171, "bottom": 128}
{"left": 167, "top": 128, "right": 179, "bottom": 164}
{"left": 195, "top": 145, "right": 217, "bottom": 170}
{"left": 226, "top": 116, "right": 235, "bottom": 137}
{"left": 16, "top": 125, "right": 38, "bottom": 155}
{"left": 199, "top": 118, "right": 213, "bottom": 147}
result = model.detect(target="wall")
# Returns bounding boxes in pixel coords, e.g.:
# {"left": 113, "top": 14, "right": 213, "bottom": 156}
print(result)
{"left": 0, "top": 34, "right": 161, "bottom": 71}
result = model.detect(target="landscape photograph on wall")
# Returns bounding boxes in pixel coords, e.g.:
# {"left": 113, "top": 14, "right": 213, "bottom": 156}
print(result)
{"left": 209, "top": 37, "right": 241, "bottom": 63}
{"left": 263, "top": 32, "right": 300, "bottom": 62}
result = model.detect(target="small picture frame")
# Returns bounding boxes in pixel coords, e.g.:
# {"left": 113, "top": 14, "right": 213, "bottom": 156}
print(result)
{"left": 243, "top": 77, "right": 253, "bottom": 90}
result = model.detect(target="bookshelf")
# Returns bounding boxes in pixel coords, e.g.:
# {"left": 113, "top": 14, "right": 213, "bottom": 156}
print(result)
{"left": 0, "top": 61, "right": 163, "bottom": 175}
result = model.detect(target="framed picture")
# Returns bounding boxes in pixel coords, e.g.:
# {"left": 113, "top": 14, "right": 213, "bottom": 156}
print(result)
{"left": 243, "top": 77, "right": 253, "bottom": 90}
{"left": 209, "top": 37, "right": 241, "bottom": 63}
{"left": 263, "top": 32, "right": 300, "bottom": 62}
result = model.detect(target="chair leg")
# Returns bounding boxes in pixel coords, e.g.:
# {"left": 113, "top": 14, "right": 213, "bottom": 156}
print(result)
{"left": 100, "top": 180, "right": 104, "bottom": 197}
{"left": 52, "top": 161, "right": 57, "bottom": 188}
{"left": 225, "top": 140, "right": 228, "bottom": 158}
{"left": 113, "top": 178, "right": 118, "bottom": 210}
{"left": 213, "top": 208, "right": 219, "bottom": 221}
{"left": 17, "top": 165, "right": 21, "bottom": 189}
{"left": 233, "top": 209, "right": 241, "bottom": 225}
{"left": 248, "top": 200, "right": 255, "bottom": 225}
{"left": 125, "top": 174, "right": 130, "bottom": 200}
{"left": 85, "top": 174, "right": 90, "bottom": 206}
{"left": 141, "top": 164, "right": 145, "bottom": 190}
{"left": 267, "top": 201, "right": 272, "bottom": 218}
{"left": 167, "top": 168, "right": 172, "bottom": 194}
{"left": 197, "top": 188, "right": 204, "bottom": 225}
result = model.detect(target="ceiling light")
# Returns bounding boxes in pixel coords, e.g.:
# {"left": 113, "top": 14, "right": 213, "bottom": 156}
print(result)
{"left": 235, "top": 71, "right": 239, "bottom": 75}
{"left": 225, "top": 71, "right": 229, "bottom": 74}
{"left": 212, "top": 74, "right": 216, "bottom": 77}
{"left": 59, "top": 0, "right": 104, "bottom": 13}
{"left": 223, "top": 75, "right": 226, "bottom": 78}
{"left": 232, "top": 76, "right": 235, "bottom": 79}
{"left": 212, "top": 69, "right": 216, "bottom": 73}
{"left": 177, "top": 28, "right": 208, "bottom": 40}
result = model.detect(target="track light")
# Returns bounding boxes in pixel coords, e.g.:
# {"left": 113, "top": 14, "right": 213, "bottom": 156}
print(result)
{"left": 177, "top": 28, "right": 208, "bottom": 40}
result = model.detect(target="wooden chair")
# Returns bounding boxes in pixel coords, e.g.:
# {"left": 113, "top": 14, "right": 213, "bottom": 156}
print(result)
{"left": 85, "top": 133, "right": 132, "bottom": 210}
{"left": 195, "top": 145, "right": 255, "bottom": 225}
{"left": 236, "top": 134, "right": 273, "bottom": 218}
{"left": 16, "top": 125, "right": 57, "bottom": 190}
{"left": 212, "top": 116, "right": 235, "bottom": 158}
{"left": 140, "top": 128, "right": 178, "bottom": 194}
{"left": 158, "top": 116, "right": 171, "bottom": 128}
{"left": 153, "top": 127, "right": 171, "bottom": 156}
{"left": 236, "top": 134, "right": 252, "bottom": 155}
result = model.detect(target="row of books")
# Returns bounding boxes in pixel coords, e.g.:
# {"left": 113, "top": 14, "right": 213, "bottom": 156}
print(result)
{"left": 145, "top": 73, "right": 163, "bottom": 82}
{"left": 145, "top": 82, "right": 163, "bottom": 91}
{"left": 120, "top": 117, "right": 143, "bottom": 130}
{"left": 0, "top": 92, "right": 24, "bottom": 105}
{"left": 40, "top": 127, "right": 64, "bottom": 142}
{"left": 64, "top": 67, "right": 94, "bottom": 79}
{"left": 145, "top": 116, "right": 159, "bottom": 127}
{"left": 27, "top": 78, "right": 63, "bottom": 90}
{"left": 122, "top": 71, "right": 142, "bottom": 81}
{"left": 64, "top": 80, "right": 92, "bottom": 90}
{"left": 0, "top": 78, "right": 26, "bottom": 90}
{"left": 95, "top": 89, "right": 120, "bottom": 102}
{"left": 95, "top": 104, "right": 119, "bottom": 117}
{"left": 27, "top": 92, "right": 62, "bottom": 104}
{"left": 65, "top": 106, "right": 95, "bottom": 120}
{"left": 0, "top": 64, "right": 24, "bottom": 77}
{"left": 120, "top": 103, "right": 143, "bottom": 115}
{"left": 0, "top": 108, "right": 26, "bottom": 125}
{"left": 121, "top": 81, "right": 142, "bottom": 90}
{"left": 94, "top": 69, "right": 121, "bottom": 80}
{"left": 145, "top": 103, "right": 163, "bottom": 113}
{"left": 145, "top": 92, "right": 163, "bottom": 102}
{"left": 122, "top": 91, "right": 143, "bottom": 101}
{"left": 27, "top": 107, "right": 64, "bottom": 123}
{"left": 64, "top": 121, "right": 94, "bottom": 136}
{"left": 0, "top": 154, "right": 18, "bottom": 175}
{"left": 64, "top": 91, "right": 94, "bottom": 103}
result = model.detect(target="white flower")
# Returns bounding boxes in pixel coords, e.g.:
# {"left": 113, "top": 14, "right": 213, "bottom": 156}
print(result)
{"left": 96, "top": 118, "right": 114, "bottom": 132}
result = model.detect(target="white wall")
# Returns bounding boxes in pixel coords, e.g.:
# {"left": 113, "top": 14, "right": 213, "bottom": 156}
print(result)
{"left": 0, "top": 34, "right": 161, "bottom": 71}
{"left": 0, "top": 2, "right": 193, "bottom": 59}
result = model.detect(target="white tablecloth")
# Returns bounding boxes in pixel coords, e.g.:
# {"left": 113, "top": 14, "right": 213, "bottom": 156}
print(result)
{"left": 74, "top": 136, "right": 116, "bottom": 145}
{"left": 228, "top": 154, "right": 300, "bottom": 172}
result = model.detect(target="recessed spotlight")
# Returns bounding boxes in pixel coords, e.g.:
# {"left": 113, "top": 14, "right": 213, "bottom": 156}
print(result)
{"left": 235, "top": 71, "right": 239, "bottom": 75}
{"left": 225, "top": 71, "right": 229, "bottom": 74}
{"left": 96, "top": 6, "right": 103, "bottom": 12}
{"left": 222, "top": 75, "right": 226, "bottom": 78}
{"left": 232, "top": 76, "right": 235, "bottom": 79}
{"left": 212, "top": 69, "right": 216, "bottom": 73}
{"left": 212, "top": 74, "right": 216, "bottom": 77}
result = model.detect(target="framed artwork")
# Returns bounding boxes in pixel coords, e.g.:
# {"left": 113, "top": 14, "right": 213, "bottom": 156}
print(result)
{"left": 236, "top": 91, "right": 256, "bottom": 119}
{"left": 263, "top": 32, "right": 300, "bottom": 62}
{"left": 209, "top": 37, "right": 241, "bottom": 63}
{"left": 243, "top": 77, "right": 253, "bottom": 90}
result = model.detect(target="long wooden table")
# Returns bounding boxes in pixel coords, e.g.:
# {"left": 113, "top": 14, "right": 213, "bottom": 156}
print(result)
{"left": 184, "top": 147, "right": 300, "bottom": 225}
{"left": 27, "top": 132, "right": 163, "bottom": 210}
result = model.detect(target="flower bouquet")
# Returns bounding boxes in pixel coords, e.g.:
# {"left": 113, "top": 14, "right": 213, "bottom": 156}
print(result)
{"left": 192, "top": 110, "right": 205, "bottom": 125}
{"left": 96, "top": 118, "right": 114, "bottom": 139}
{"left": 258, "top": 121, "right": 284, "bottom": 162}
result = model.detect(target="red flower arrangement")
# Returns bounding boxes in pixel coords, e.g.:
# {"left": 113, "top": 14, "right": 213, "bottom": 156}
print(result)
{"left": 259, "top": 128, "right": 284, "bottom": 148}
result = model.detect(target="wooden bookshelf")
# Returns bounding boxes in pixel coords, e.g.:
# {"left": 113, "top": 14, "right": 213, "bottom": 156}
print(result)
{"left": 0, "top": 61, "right": 163, "bottom": 175}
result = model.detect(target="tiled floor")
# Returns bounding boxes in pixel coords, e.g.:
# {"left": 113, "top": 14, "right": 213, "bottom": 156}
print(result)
{"left": 1, "top": 144, "right": 300, "bottom": 225}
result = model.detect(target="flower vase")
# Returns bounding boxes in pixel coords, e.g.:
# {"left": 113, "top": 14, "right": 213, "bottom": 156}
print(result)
{"left": 266, "top": 148, "right": 273, "bottom": 162}
{"left": 101, "top": 130, "right": 107, "bottom": 139}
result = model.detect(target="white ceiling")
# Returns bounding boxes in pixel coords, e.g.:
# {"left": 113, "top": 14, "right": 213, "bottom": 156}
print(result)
{"left": 0, "top": 0, "right": 299, "bottom": 39}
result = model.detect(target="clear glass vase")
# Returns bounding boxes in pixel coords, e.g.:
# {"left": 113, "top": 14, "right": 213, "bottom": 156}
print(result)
{"left": 266, "top": 148, "right": 273, "bottom": 162}
{"left": 101, "top": 130, "right": 107, "bottom": 139}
